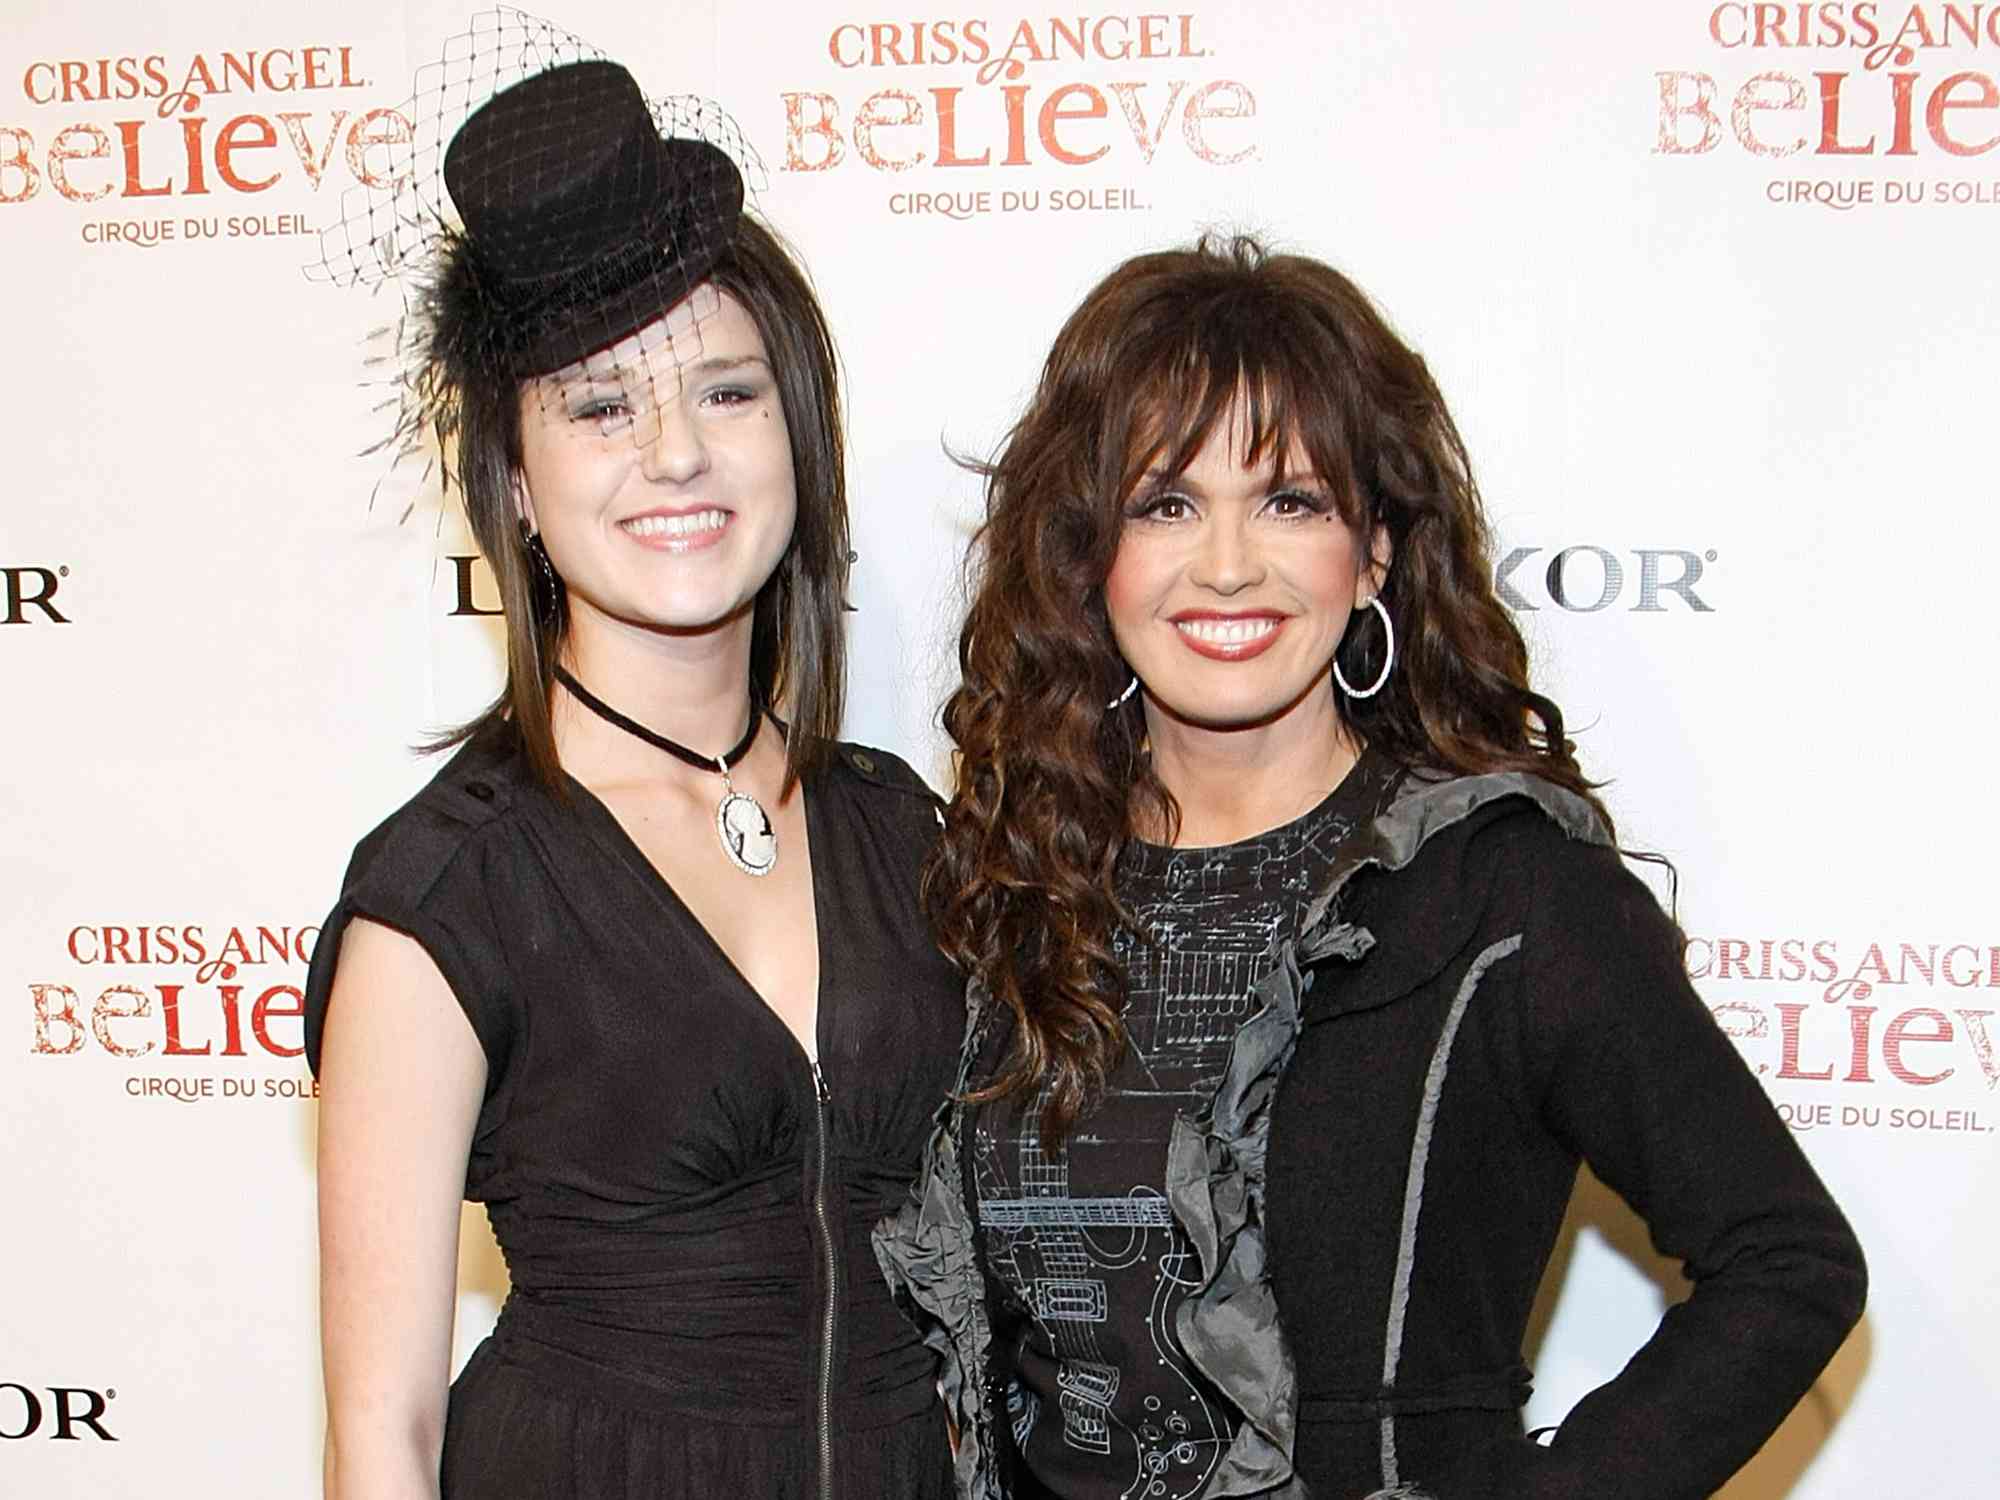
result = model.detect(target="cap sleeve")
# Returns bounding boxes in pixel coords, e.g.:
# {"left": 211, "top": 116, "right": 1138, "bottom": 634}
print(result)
{"left": 303, "top": 790, "right": 518, "bottom": 1093}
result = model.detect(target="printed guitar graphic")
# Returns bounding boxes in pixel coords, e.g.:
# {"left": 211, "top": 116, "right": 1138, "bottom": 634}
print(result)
{"left": 977, "top": 823, "right": 1359, "bottom": 1498}
{"left": 977, "top": 1127, "right": 1228, "bottom": 1498}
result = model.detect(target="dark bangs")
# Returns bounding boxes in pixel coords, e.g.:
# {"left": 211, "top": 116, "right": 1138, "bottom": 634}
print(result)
{"left": 1097, "top": 276, "right": 1374, "bottom": 534}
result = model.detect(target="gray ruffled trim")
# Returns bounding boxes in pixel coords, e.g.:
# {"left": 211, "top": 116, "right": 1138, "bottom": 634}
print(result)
{"left": 1165, "top": 941, "right": 1317, "bottom": 1498}
{"left": 873, "top": 1125, "right": 1003, "bottom": 1500}
{"left": 872, "top": 987, "right": 1004, "bottom": 1500}
{"left": 1301, "top": 768, "right": 1609, "bottom": 944}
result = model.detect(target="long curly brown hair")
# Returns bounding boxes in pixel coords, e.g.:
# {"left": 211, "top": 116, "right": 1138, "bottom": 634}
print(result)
{"left": 929, "top": 234, "right": 1611, "bottom": 1143}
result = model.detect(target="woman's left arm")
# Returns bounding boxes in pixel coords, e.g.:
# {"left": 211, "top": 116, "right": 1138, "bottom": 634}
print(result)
{"left": 1504, "top": 834, "right": 1866, "bottom": 1496}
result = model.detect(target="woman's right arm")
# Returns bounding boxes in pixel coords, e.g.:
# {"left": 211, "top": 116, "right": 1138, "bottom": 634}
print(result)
{"left": 315, "top": 916, "right": 488, "bottom": 1500}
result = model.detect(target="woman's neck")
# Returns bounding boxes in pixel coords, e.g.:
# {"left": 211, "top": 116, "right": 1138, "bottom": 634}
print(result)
{"left": 553, "top": 606, "right": 758, "bottom": 785}
{"left": 1140, "top": 685, "right": 1362, "bottom": 848}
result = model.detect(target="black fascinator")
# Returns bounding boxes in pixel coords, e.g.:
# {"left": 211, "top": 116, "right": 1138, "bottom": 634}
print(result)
{"left": 309, "top": 7, "right": 767, "bottom": 467}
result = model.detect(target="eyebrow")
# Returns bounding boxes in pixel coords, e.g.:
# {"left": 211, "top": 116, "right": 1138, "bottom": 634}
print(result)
{"left": 686, "top": 354, "right": 771, "bottom": 378}
{"left": 576, "top": 352, "right": 771, "bottom": 385}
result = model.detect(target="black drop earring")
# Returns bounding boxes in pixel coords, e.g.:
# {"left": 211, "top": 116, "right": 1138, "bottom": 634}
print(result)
{"left": 521, "top": 522, "right": 561, "bottom": 624}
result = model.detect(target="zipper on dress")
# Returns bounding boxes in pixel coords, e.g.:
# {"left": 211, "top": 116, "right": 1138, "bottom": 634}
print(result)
{"left": 811, "top": 1057, "right": 838, "bottom": 1500}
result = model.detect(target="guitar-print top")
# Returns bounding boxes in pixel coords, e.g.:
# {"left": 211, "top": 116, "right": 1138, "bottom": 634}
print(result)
{"left": 967, "top": 748, "right": 1398, "bottom": 1500}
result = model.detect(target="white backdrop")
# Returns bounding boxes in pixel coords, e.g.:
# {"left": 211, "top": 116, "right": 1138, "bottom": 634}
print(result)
{"left": 5, "top": 1, "right": 1995, "bottom": 1493}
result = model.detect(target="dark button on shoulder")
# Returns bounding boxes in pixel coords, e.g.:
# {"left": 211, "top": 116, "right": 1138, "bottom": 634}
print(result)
{"left": 464, "top": 780, "right": 495, "bottom": 802}
{"left": 850, "top": 751, "right": 877, "bottom": 775}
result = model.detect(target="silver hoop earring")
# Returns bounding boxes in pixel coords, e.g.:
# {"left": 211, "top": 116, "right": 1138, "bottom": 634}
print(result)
{"left": 1106, "top": 674, "right": 1140, "bottom": 711}
{"left": 1333, "top": 596, "right": 1394, "bottom": 699}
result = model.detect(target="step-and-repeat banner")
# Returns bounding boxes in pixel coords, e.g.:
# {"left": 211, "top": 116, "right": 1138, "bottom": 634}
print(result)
{"left": 5, "top": 1, "right": 1994, "bottom": 1493}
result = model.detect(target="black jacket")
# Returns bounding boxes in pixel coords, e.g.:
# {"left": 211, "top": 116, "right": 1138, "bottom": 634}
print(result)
{"left": 876, "top": 769, "right": 1866, "bottom": 1499}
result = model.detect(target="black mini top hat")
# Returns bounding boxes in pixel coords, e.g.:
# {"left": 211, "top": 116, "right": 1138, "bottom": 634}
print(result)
{"left": 442, "top": 59, "right": 745, "bottom": 376}
{"left": 307, "top": 8, "right": 765, "bottom": 469}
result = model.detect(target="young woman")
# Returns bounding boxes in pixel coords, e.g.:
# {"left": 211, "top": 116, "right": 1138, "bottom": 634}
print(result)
{"left": 878, "top": 236, "right": 1866, "bottom": 1499}
{"left": 306, "top": 49, "right": 960, "bottom": 1500}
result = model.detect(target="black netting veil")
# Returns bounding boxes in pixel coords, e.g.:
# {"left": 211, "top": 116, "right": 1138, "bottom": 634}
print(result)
{"left": 308, "top": 7, "right": 769, "bottom": 473}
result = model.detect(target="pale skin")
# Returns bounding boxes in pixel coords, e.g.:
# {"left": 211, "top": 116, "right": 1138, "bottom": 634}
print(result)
{"left": 1103, "top": 401, "right": 1390, "bottom": 848}
{"left": 316, "top": 288, "right": 819, "bottom": 1499}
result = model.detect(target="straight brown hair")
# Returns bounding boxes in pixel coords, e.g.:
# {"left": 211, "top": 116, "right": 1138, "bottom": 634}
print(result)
{"left": 426, "top": 215, "right": 849, "bottom": 792}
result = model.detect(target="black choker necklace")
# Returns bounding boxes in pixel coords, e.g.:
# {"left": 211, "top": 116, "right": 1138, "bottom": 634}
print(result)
{"left": 554, "top": 665, "right": 778, "bottom": 877}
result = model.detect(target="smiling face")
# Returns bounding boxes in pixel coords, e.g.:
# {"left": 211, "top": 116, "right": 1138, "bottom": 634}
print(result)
{"left": 515, "top": 284, "right": 796, "bottom": 650}
{"left": 1104, "top": 397, "right": 1385, "bottom": 735}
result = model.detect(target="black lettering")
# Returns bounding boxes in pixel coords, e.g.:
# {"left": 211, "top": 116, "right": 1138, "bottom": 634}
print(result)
{"left": 2, "top": 567, "right": 69, "bottom": 624}
{"left": 1546, "top": 545, "right": 1623, "bottom": 612}
{"left": 1634, "top": 548, "right": 1714, "bottom": 611}
{"left": 1494, "top": 546, "right": 1541, "bottom": 610}
{"left": 448, "top": 554, "right": 501, "bottom": 617}
{"left": 0, "top": 1383, "right": 42, "bottom": 1440}
{"left": 50, "top": 1387, "right": 115, "bottom": 1441}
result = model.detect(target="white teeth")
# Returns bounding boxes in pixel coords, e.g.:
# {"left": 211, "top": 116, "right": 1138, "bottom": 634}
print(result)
{"left": 1176, "top": 617, "right": 1277, "bottom": 645}
{"left": 623, "top": 509, "right": 728, "bottom": 539}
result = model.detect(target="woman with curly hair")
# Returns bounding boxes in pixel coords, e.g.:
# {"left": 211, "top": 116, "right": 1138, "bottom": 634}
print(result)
{"left": 877, "top": 236, "right": 1864, "bottom": 1500}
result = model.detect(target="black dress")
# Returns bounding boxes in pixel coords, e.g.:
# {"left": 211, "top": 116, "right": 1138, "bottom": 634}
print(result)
{"left": 303, "top": 723, "right": 963, "bottom": 1499}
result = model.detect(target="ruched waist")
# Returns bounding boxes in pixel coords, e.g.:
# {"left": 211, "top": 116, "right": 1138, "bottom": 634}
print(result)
{"left": 483, "top": 1307, "right": 941, "bottom": 1430}
{"left": 484, "top": 1164, "right": 942, "bottom": 1426}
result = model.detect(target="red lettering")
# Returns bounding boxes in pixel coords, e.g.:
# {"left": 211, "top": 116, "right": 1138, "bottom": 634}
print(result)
{"left": 855, "top": 89, "right": 926, "bottom": 171}
{"left": 259, "top": 50, "right": 297, "bottom": 92}
{"left": 1183, "top": 79, "right": 1256, "bottom": 165}
{"left": 783, "top": 92, "right": 844, "bottom": 171}
{"left": 1942, "top": 945, "right": 1983, "bottom": 987}
{"left": 92, "top": 984, "right": 156, "bottom": 1059}
{"left": 1843, "top": 1005, "right": 1876, "bottom": 1083}
{"left": 1887, "top": 72, "right": 1919, "bottom": 154}
{"left": 1732, "top": 71, "right": 1810, "bottom": 157}
{"left": 1039, "top": 83, "right": 1108, "bottom": 165}
{"left": 1001, "top": 85, "right": 1031, "bottom": 166}
{"left": 1776, "top": 1002, "right": 1835, "bottom": 1080}
{"left": 1883, "top": 1007, "right": 1954, "bottom": 1085}
{"left": 215, "top": 113, "right": 278, "bottom": 191}
{"left": 1752, "top": 3, "right": 1792, "bottom": 46}
{"left": 216, "top": 984, "right": 248, "bottom": 1057}
{"left": 31, "top": 984, "right": 85, "bottom": 1054}
{"left": 49, "top": 123, "right": 114, "bottom": 203}
{"left": 345, "top": 107, "right": 411, "bottom": 190}
{"left": 252, "top": 984, "right": 305, "bottom": 1058}
{"left": 159, "top": 984, "right": 211, "bottom": 1057}
{"left": 1816, "top": 71, "right": 1874, "bottom": 152}
{"left": 931, "top": 88, "right": 990, "bottom": 166}
{"left": 0, "top": 126, "right": 39, "bottom": 202}
{"left": 1717, "top": 937, "right": 1754, "bottom": 979}
{"left": 1927, "top": 71, "right": 2000, "bottom": 155}
{"left": 1658, "top": 71, "right": 1725, "bottom": 153}
{"left": 276, "top": 110, "right": 348, "bottom": 188}
{"left": 869, "top": 24, "right": 912, "bottom": 67}
{"left": 1110, "top": 80, "right": 1189, "bottom": 164}
{"left": 1955, "top": 1010, "right": 1999, "bottom": 1090}
{"left": 181, "top": 116, "right": 210, "bottom": 195}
